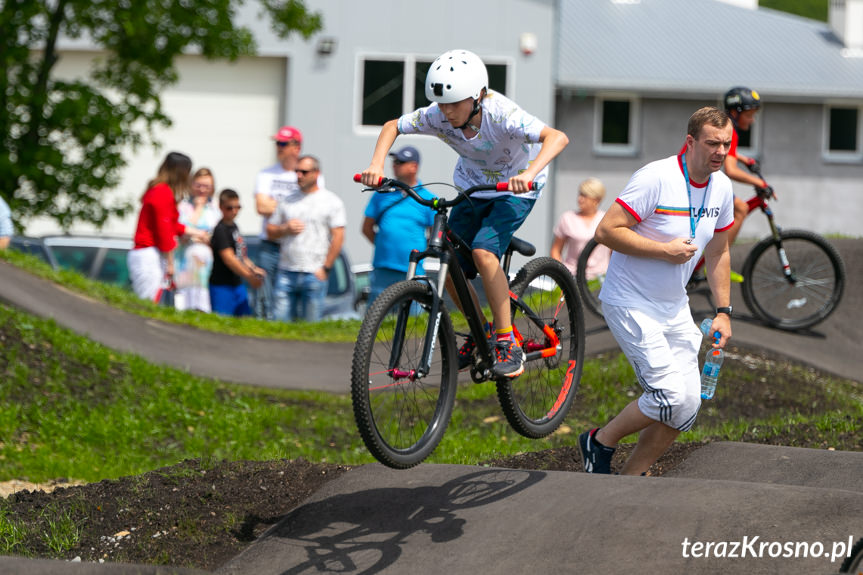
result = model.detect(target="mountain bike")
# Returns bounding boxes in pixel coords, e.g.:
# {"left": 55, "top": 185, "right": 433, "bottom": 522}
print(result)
{"left": 839, "top": 536, "right": 863, "bottom": 574}
{"left": 576, "top": 165, "right": 845, "bottom": 331}
{"left": 351, "top": 175, "right": 585, "bottom": 469}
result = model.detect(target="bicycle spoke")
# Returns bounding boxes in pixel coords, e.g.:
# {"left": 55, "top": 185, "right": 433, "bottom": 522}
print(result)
{"left": 498, "top": 258, "right": 584, "bottom": 439}
{"left": 742, "top": 232, "right": 844, "bottom": 330}
{"left": 351, "top": 281, "right": 457, "bottom": 468}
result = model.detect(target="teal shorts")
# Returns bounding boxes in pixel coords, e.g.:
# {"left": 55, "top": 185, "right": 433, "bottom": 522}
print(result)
{"left": 448, "top": 195, "right": 535, "bottom": 279}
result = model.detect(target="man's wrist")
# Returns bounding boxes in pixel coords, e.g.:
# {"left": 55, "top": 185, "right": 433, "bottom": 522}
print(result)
{"left": 715, "top": 306, "right": 733, "bottom": 318}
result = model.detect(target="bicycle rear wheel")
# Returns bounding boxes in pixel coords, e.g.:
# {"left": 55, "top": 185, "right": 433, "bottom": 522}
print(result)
{"left": 499, "top": 257, "right": 585, "bottom": 438}
{"left": 840, "top": 537, "right": 863, "bottom": 573}
{"left": 350, "top": 280, "right": 458, "bottom": 469}
{"left": 741, "top": 229, "right": 845, "bottom": 331}
{"left": 575, "top": 238, "right": 607, "bottom": 319}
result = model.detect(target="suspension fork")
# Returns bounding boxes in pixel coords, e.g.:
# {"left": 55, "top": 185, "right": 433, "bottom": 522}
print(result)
{"left": 387, "top": 235, "right": 451, "bottom": 380}
{"left": 759, "top": 202, "right": 796, "bottom": 284}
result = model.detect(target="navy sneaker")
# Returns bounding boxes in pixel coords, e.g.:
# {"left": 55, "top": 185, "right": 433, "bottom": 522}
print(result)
{"left": 492, "top": 339, "right": 525, "bottom": 378}
{"left": 578, "top": 428, "right": 615, "bottom": 474}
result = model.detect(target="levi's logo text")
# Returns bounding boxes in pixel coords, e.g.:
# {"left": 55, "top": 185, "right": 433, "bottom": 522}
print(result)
{"left": 656, "top": 205, "right": 721, "bottom": 218}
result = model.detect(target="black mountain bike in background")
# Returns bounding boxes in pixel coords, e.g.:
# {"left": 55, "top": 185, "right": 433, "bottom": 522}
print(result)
{"left": 576, "top": 165, "right": 845, "bottom": 331}
{"left": 351, "top": 176, "right": 585, "bottom": 469}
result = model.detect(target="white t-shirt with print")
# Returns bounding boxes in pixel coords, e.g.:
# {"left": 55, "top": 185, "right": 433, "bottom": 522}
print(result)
{"left": 599, "top": 154, "right": 734, "bottom": 317}
{"left": 269, "top": 187, "right": 347, "bottom": 273}
{"left": 397, "top": 90, "right": 547, "bottom": 200}
{"left": 254, "top": 164, "right": 326, "bottom": 238}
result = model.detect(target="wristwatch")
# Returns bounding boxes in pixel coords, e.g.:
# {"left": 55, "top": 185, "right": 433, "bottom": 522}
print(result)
{"left": 715, "top": 306, "right": 733, "bottom": 317}
{"left": 323, "top": 265, "right": 332, "bottom": 274}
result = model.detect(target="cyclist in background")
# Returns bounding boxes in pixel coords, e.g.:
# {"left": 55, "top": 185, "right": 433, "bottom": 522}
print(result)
{"left": 361, "top": 49, "right": 569, "bottom": 379}
{"left": 722, "top": 86, "right": 772, "bottom": 248}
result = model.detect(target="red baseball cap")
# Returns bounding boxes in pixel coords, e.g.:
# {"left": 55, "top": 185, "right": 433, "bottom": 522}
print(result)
{"left": 272, "top": 125, "right": 303, "bottom": 144}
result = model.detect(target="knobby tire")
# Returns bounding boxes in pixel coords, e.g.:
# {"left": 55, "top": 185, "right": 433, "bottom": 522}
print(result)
{"left": 350, "top": 280, "right": 457, "bottom": 469}
{"left": 576, "top": 238, "right": 607, "bottom": 319}
{"left": 741, "top": 229, "right": 845, "bottom": 331}
{"left": 498, "top": 257, "right": 585, "bottom": 438}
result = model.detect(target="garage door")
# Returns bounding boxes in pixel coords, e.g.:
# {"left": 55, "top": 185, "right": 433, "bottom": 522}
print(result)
{"left": 27, "top": 52, "right": 287, "bottom": 237}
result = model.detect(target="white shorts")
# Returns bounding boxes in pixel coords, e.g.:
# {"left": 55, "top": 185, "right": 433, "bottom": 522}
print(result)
{"left": 603, "top": 303, "right": 703, "bottom": 431}
{"left": 127, "top": 247, "right": 166, "bottom": 302}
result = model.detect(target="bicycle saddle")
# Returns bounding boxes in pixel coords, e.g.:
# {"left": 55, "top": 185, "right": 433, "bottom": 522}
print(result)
{"left": 508, "top": 237, "right": 536, "bottom": 257}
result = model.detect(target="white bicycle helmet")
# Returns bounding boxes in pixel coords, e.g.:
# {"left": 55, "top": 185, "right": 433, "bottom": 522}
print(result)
{"left": 425, "top": 49, "right": 488, "bottom": 104}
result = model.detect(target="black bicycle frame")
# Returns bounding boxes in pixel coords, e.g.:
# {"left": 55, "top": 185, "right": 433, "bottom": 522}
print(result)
{"left": 385, "top": 209, "right": 494, "bottom": 379}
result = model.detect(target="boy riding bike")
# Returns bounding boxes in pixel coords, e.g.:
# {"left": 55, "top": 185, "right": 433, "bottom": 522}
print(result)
{"left": 361, "top": 49, "right": 568, "bottom": 379}
{"left": 722, "top": 86, "right": 772, "bottom": 247}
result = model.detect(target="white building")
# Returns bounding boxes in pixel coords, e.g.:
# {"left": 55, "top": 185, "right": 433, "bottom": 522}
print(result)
{"left": 29, "top": 0, "right": 863, "bottom": 267}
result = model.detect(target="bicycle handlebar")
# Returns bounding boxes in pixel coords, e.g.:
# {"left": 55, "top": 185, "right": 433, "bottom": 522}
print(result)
{"left": 744, "top": 163, "right": 777, "bottom": 201}
{"left": 353, "top": 174, "right": 539, "bottom": 209}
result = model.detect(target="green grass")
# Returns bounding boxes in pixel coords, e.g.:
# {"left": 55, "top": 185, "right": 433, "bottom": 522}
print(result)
{"left": 1, "top": 250, "right": 861, "bottom": 486}
{"left": 0, "top": 250, "right": 362, "bottom": 342}
{"left": 0, "top": 498, "right": 85, "bottom": 556}
{"left": 2, "top": 301, "right": 862, "bottom": 484}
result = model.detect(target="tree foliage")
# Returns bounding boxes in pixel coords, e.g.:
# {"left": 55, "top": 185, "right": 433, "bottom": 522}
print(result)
{"left": 0, "top": 0, "right": 321, "bottom": 230}
{"left": 762, "top": 0, "right": 828, "bottom": 22}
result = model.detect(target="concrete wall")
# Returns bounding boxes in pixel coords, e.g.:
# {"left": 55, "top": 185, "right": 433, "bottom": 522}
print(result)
{"left": 253, "top": 0, "right": 559, "bottom": 267}
{"left": 25, "top": 53, "right": 287, "bottom": 239}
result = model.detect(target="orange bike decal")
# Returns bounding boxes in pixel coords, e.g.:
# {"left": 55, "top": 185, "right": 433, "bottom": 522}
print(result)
{"left": 546, "top": 360, "right": 576, "bottom": 418}
{"left": 540, "top": 324, "right": 560, "bottom": 357}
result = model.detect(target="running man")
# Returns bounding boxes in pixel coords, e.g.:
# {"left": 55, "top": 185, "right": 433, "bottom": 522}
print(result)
{"left": 579, "top": 107, "right": 734, "bottom": 475}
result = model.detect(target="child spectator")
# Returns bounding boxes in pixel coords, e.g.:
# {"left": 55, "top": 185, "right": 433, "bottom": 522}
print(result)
{"left": 209, "top": 189, "right": 265, "bottom": 317}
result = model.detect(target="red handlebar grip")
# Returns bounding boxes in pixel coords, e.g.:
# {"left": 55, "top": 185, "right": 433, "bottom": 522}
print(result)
{"left": 354, "top": 174, "right": 384, "bottom": 186}
{"left": 495, "top": 181, "right": 535, "bottom": 192}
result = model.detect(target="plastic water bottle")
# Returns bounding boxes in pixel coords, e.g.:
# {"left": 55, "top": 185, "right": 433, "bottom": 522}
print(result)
{"left": 699, "top": 318, "right": 724, "bottom": 400}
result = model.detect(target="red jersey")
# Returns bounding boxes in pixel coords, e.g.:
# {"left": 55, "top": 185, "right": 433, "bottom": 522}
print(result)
{"left": 132, "top": 182, "right": 186, "bottom": 252}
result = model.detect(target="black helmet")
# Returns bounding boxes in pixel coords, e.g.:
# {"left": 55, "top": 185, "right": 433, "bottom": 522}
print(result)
{"left": 724, "top": 87, "right": 762, "bottom": 112}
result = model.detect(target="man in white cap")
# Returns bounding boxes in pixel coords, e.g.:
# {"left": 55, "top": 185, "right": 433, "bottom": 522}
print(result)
{"left": 362, "top": 145, "right": 435, "bottom": 306}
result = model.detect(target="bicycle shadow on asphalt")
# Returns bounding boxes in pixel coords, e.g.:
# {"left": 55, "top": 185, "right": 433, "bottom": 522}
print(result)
{"left": 258, "top": 468, "right": 545, "bottom": 575}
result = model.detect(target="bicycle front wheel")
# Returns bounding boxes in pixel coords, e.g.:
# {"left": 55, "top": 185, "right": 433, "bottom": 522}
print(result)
{"left": 350, "top": 280, "right": 458, "bottom": 469}
{"left": 499, "top": 257, "right": 585, "bottom": 438}
{"left": 576, "top": 238, "right": 607, "bottom": 319}
{"left": 741, "top": 230, "right": 845, "bottom": 331}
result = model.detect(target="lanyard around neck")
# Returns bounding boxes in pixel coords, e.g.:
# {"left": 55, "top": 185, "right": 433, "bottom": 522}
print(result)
{"left": 681, "top": 154, "right": 709, "bottom": 240}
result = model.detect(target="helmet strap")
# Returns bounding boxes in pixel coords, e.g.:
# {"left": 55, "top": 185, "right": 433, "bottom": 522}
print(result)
{"left": 728, "top": 109, "right": 740, "bottom": 131}
{"left": 456, "top": 92, "right": 485, "bottom": 131}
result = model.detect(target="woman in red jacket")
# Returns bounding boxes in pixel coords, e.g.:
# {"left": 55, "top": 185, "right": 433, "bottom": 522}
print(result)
{"left": 127, "top": 152, "right": 206, "bottom": 301}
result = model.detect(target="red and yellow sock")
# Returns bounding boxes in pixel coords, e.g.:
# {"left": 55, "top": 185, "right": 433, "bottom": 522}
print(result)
{"left": 495, "top": 326, "right": 515, "bottom": 343}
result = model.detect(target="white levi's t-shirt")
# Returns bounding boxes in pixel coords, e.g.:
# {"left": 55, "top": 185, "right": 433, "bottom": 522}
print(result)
{"left": 397, "top": 90, "right": 547, "bottom": 200}
{"left": 599, "top": 154, "right": 734, "bottom": 317}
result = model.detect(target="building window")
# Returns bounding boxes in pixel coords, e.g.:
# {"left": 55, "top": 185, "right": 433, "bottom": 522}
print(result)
{"left": 823, "top": 104, "right": 862, "bottom": 162}
{"left": 735, "top": 117, "right": 760, "bottom": 157}
{"left": 359, "top": 56, "right": 509, "bottom": 128}
{"left": 361, "top": 60, "right": 405, "bottom": 127}
{"left": 593, "top": 95, "right": 640, "bottom": 156}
